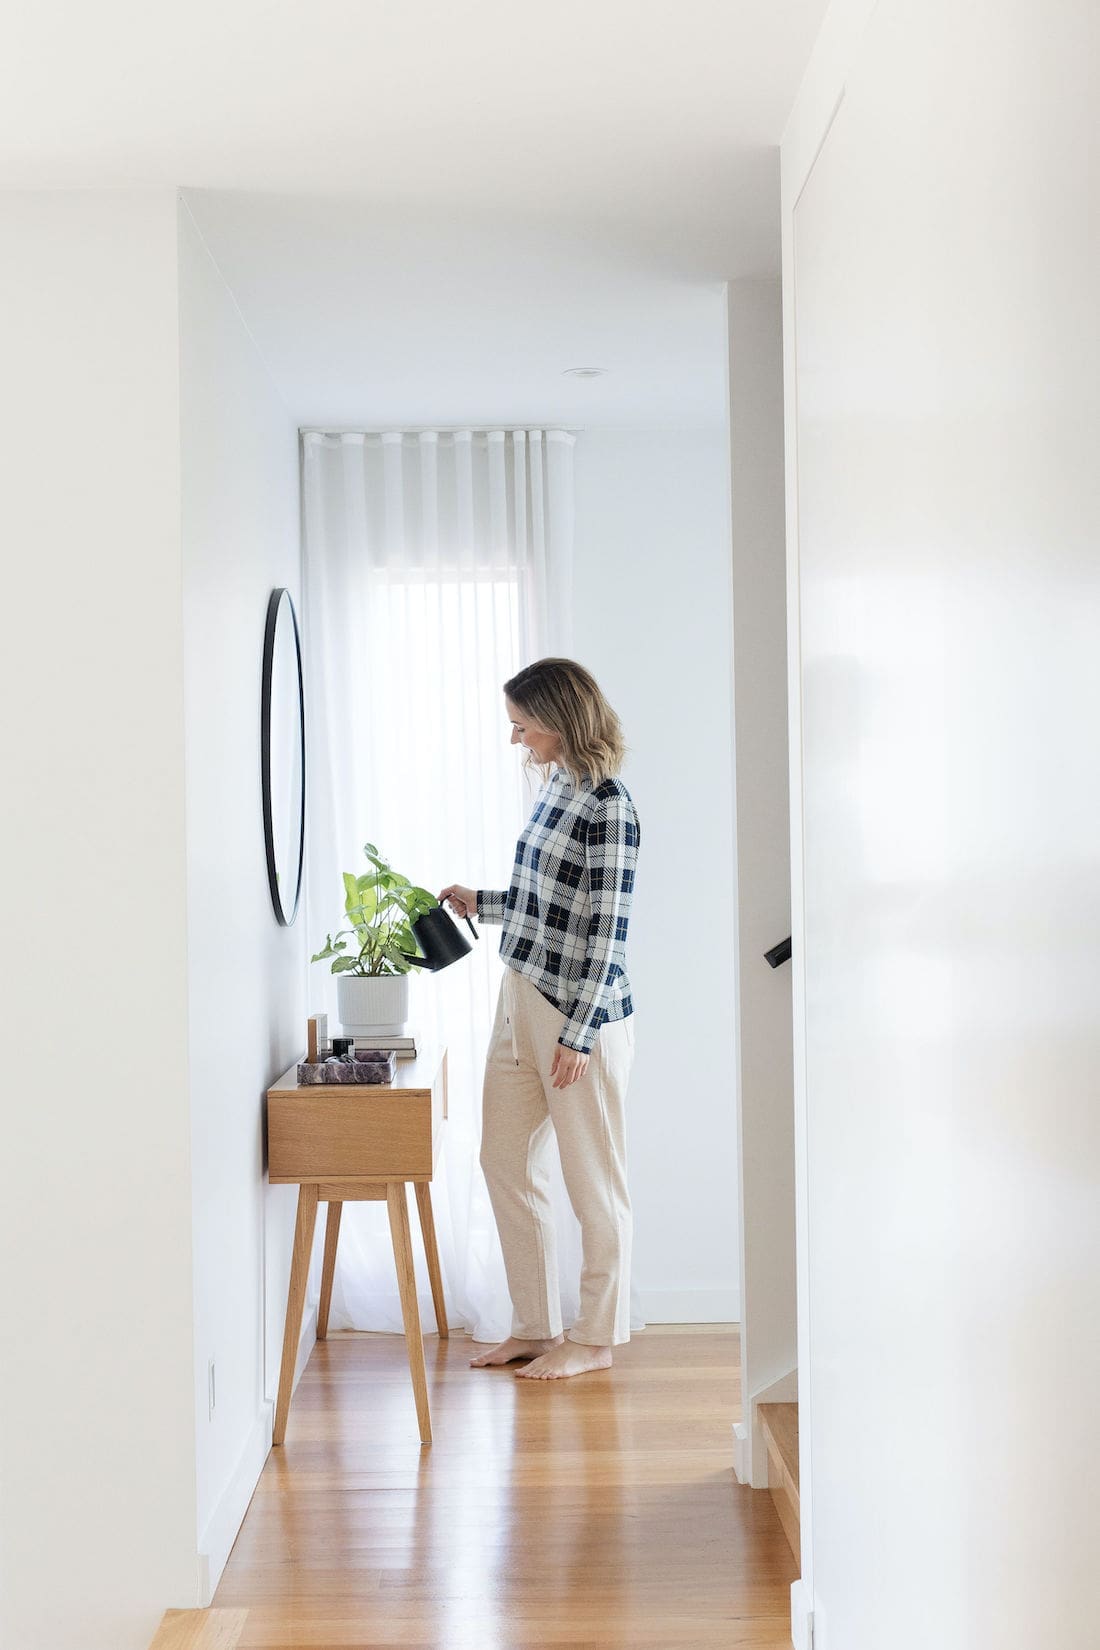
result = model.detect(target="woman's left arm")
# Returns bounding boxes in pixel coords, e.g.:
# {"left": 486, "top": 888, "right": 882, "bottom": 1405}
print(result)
{"left": 557, "top": 788, "right": 640, "bottom": 1055}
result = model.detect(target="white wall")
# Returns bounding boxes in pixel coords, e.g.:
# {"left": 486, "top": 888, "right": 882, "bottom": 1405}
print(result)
{"left": 728, "top": 279, "right": 796, "bottom": 1485}
{"left": 177, "top": 199, "right": 304, "bottom": 1599}
{"left": 573, "top": 425, "right": 739, "bottom": 1322}
{"left": 783, "top": 2, "right": 1100, "bottom": 1645}
{"left": 0, "top": 191, "right": 198, "bottom": 1650}
{"left": 0, "top": 190, "right": 307, "bottom": 1648}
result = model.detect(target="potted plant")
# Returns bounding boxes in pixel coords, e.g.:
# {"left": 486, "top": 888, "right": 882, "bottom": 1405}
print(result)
{"left": 311, "top": 842, "right": 440, "bottom": 1035}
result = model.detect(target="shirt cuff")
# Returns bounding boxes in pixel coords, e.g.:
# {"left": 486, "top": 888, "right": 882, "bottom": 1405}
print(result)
{"left": 557, "top": 1020, "right": 598, "bottom": 1056}
{"left": 476, "top": 889, "right": 506, "bottom": 924}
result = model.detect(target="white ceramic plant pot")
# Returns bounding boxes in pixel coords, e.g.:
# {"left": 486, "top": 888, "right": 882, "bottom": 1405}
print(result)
{"left": 336, "top": 972, "right": 410, "bottom": 1037}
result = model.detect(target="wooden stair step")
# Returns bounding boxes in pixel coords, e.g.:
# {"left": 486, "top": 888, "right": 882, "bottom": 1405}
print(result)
{"left": 758, "top": 1401, "right": 799, "bottom": 1492}
{"left": 147, "top": 1609, "right": 248, "bottom": 1650}
{"left": 758, "top": 1401, "right": 799, "bottom": 1563}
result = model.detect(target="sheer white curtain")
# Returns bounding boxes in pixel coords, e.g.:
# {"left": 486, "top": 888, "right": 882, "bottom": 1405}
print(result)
{"left": 301, "top": 427, "right": 592, "bottom": 1341}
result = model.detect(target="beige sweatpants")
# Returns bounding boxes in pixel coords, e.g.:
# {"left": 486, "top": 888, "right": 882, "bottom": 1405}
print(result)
{"left": 480, "top": 966, "right": 635, "bottom": 1346}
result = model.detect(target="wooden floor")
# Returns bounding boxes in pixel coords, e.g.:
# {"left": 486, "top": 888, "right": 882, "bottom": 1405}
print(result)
{"left": 214, "top": 1326, "right": 797, "bottom": 1649}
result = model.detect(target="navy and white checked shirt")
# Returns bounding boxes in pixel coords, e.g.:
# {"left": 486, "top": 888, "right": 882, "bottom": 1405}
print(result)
{"left": 477, "top": 767, "right": 640, "bottom": 1055}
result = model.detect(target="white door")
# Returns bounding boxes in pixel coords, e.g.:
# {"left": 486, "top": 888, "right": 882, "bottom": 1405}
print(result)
{"left": 788, "top": 1, "right": 1100, "bottom": 1644}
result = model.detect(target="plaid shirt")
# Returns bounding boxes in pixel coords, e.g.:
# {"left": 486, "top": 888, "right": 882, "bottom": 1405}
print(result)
{"left": 477, "top": 768, "right": 640, "bottom": 1054}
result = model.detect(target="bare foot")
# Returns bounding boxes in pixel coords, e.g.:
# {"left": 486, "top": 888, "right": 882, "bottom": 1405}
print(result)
{"left": 470, "top": 1334, "right": 565, "bottom": 1367}
{"left": 515, "top": 1339, "right": 613, "bottom": 1380}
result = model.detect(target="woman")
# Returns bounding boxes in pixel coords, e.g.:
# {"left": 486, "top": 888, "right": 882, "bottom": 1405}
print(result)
{"left": 441, "top": 657, "right": 640, "bottom": 1380}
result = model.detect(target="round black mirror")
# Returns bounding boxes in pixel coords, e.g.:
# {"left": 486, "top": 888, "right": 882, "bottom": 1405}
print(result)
{"left": 261, "top": 588, "right": 305, "bottom": 925}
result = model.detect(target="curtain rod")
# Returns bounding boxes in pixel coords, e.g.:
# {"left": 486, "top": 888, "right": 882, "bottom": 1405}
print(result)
{"left": 300, "top": 423, "right": 584, "bottom": 437}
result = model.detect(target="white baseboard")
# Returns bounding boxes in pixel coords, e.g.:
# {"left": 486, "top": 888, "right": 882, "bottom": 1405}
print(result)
{"left": 790, "top": 1579, "right": 814, "bottom": 1650}
{"left": 197, "top": 1304, "right": 319, "bottom": 1605}
{"left": 732, "top": 1420, "right": 751, "bottom": 1484}
{"left": 197, "top": 1404, "right": 274, "bottom": 1605}
{"left": 640, "top": 1288, "right": 741, "bottom": 1323}
{"left": 756, "top": 1367, "right": 799, "bottom": 1406}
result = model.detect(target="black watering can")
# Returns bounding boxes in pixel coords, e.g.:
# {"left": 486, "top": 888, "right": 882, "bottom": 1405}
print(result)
{"left": 400, "top": 905, "right": 479, "bottom": 972}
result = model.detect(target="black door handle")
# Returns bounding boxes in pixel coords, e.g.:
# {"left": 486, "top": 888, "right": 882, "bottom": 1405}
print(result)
{"left": 764, "top": 936, "right": 792, "bottom": 968}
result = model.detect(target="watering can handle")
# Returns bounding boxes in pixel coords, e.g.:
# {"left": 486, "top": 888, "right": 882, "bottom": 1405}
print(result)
{"left": 465, "top": 916, "right": 479, "bottom": 941}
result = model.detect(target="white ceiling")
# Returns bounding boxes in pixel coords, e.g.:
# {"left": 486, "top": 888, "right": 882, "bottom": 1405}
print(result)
{"left": 3, "top": 1, "right": 828, "bottom": 425}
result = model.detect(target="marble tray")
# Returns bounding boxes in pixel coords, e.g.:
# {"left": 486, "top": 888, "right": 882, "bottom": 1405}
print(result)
{"left": 296, "top": 1051, "right": 398, "bottom": 1086}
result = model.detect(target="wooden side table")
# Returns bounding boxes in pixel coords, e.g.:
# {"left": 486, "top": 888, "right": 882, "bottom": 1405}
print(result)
{"left": 266, "top": 1044, "right": 448, "bottom": 1446}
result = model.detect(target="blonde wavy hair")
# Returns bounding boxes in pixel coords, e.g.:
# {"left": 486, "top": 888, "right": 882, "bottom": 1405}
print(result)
{"left": 503, "top": 657, "right": 626, "bottom": 787}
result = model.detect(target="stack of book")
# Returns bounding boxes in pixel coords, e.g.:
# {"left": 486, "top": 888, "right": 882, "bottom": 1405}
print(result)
{"left": 352, "top": 1033, "right": 418, "bottom": 1062}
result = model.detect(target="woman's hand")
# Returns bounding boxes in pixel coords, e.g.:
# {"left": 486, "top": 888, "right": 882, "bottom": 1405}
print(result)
{"left": 439, "top": 883, "right": 476, "bottom": 920}
{"left": 550, "top": 1044, "right": 590, "bottom": 1089}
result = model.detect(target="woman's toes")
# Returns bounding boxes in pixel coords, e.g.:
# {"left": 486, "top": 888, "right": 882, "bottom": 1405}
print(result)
{"left": 514, "top": 1341, "right": 613, "bottom": 1379}
{"left": 470, "top": 1334, "right": 564, "bottom": 1367}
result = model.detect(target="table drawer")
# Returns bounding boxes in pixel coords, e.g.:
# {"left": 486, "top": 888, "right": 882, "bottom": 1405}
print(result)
{"left": 268, "top": 1086, "right": 439, "bottom": 1180}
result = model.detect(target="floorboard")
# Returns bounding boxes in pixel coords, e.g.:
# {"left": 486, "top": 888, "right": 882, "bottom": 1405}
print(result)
{"left": 214, "top": 1327, "right": 797, "bottom": 1649}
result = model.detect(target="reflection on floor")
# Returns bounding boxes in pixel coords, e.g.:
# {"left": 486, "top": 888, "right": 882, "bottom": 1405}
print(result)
{"left": 215, "top": 1325, "right": 797, "bottom": 1649}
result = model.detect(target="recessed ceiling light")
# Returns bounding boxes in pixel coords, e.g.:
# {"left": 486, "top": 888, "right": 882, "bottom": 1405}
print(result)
{"left": 562, "top": 366, "right": 609, "bottom": 379}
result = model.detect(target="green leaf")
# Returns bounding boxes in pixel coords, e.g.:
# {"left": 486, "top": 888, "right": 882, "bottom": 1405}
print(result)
{"left": 347, "top": 882, "right": 379, "bottom": 922}
{"left": 310, "top": 931, "right": 350, "bottom": 962}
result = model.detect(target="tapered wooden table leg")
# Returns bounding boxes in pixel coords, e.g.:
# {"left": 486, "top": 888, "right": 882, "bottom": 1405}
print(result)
{"left": 387, "top": 1181, "right": 432, "bottom": 1445}
{"left": 274, "top": 1182, "right": 319, "bottom": 1446}
{"left": 317, "top": 1201, "right": 342, "bottom": 1341}
{"left": 414, "top": 1180, "right": 449, "bottom": 1338}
